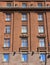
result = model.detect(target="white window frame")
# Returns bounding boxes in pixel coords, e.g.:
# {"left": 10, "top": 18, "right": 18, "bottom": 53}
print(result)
{"left": 22, "top": 13, "right": 27, "bottom": 21}
{"left": 40, "top": 53, "right": 46, "bottom": 62}
{"left": 38, "top": 3, "right": 42, "bottom": 7}
{"left": 39, "top": 38, "right": 45, "bottom": 47}
{"left": 4, "top": 26, "right": 11, "bottom": 34}
{"left": 38, "top": 14, "right": 43, "bottom": 21}
{"left": 3, "top": 54, "right": 9, "bottom": 62}
{"left": 4, "top": 38, "right": 10, "bottom": 47}
{"left": 21, "top": 53, "right": 28, "bottom": 62}
{"left": 21, "top": 26, "right": 27, "bottom": 33}
{"left": 22, "top": 3, "right": 27, "bottom": 8}
{"left": 5, "top": 13, "right": 11, "bottom": 21}
{"left": 21, "top": 38, "right": 28, "bottom": 47}
{"left": 38, "top": 26, "right": 44, "bottom": 33}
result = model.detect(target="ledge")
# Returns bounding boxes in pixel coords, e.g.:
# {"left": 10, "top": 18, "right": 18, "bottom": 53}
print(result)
{"left": 0, "top": 6, "right": 50, "bottom": 11}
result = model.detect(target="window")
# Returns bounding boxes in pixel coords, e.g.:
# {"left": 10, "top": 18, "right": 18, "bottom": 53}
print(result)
{"left": 40, "top": 53, "right": 46, "bottom": 62}
{"left": 4, "top": 38, "right": 10, "bottom": 48}
{"left": 7, "top": 3, "right": 11, "bottom": 7}
{"left": 5, "top": 26, "right": 11, "bottom": 34}
{"left": 22, "top": 3, "right": 27, "bottom": 8}
{"left": 3, "top": 54, "right": 9, "bottom": 62}
{"left": 22, "top": 26, "right": 27, "bottom": 33}
{"left": 38, "top": 26, "right": 44, "bottom": 33}
{"left": 5, "top": 13, "right": 11, "bottom": 21}
{"left": 21, "top": 38, "right": 28, "bottom": 47}
{"left": 38, "top": 14, "right": 43, "bottom": 21}
{"left": 22, "top": 13, "right": 27, "bottom": 21}
{"left": 21, "top": 53, "right": 28, "bottom": 62}
{"left": 38, "top": 3, "right": 42, "bottom": 7}
{"left": 39, "top": 38, "right": 45, "bottom": 47}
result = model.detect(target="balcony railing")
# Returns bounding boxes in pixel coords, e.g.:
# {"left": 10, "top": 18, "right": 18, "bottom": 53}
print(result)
{"left": 37, "top": 47, "right": 46, "bottom": 52}
{"left": 19, "top": 47, "right": 28, "bottom": 52}
{"left": 0, "top": 0, "right": 48, "bottom": 2}
{"left": 0, "top": 6, "right": 50, "bottom": 10}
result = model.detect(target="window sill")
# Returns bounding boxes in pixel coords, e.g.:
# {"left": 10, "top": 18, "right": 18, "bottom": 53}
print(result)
{"left": 21, "top": 33, "right": 28, "bottom": 34}
{"left": 5, "top": 20, "right": 11, "bottom": 22}
{"left": 2, "top": 47, "right": 10, "bottom": 49}
{"left": 38, "top": 32, "right": 44, "bottom": 34}
{"left": 22, "top": 20, "right": 28, "bottom": 22}
{"left": 2, "top": 61, "right": 9, "bottom": 63}
{"left": 38, "top": 20, "right": 43, "bottom": 22}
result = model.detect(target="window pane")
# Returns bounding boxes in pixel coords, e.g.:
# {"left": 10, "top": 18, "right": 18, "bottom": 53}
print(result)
{"left": 5, "top": 13, "right": 11, "bottom": 21}
{"left": 38, "top": 14, "right": 43, "bottom": 21}
{"left": 39, "top": 38, "right": 45, "bottom": 47}
{"left": 4, "top": 38, "right": 10, "bottom": 47}
{"left": 21, "top": 38, "right": 28, "bottom": 47}
{"left": 40, "top": 53, "right": 46, "bottom": 62}
{"left": 21, "top": 53, "right": 28, "bottom": 62}
{"left": 38, "top": 26, "right": 44, "bottom": 33}
{"left": 3, "top": 54, "right": 9, "bottom": 62}
{"left": 7, "top": 3, "right": 11, "bottom": 7}
{"left": 5, "top": 26, "right": 11, "bottom": 33}
{"left": 22, "top": 13, "right": 27, "bottom": 21}
{"left": 22, "top": 26, "right": 27, "bottom": 33}
{"left": 38, "top": 3, "right": 42, "bottom": 7}
{"left": 22, "top": 3, "right": 27, "bottom": 8}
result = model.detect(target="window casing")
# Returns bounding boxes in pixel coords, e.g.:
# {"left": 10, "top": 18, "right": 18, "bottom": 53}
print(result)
{"left": 4, "top": 38, "right": 10, "bottom": 48}
{"left": 7, "top": 3, "right": 11, "bottom": 7}
{"left": 5, "top": 13, "right": 11, "bottom": 21}
{"left": 39, "top": 38, "right": 45, "bottom": 47}
{"left": 38, "top": 26, "right": 44, "bottom": 33}
{"left": 21, "top": 38, "right": 28, "bottom": 47}
{"left": 21, "top": 26, "right": 27, "bottom": 33}
{"left": 3, "top": 54, "right": 9, "bottom": 62}
{"left": 4, "top": 26, "right": 11, "bottom": 34}
{"left": 38, "top": 14, "right": 43, "bottom": 21}
{"left": 22, "top": 13, "right": 27, "bottom": 21}
{"left": 40, "top": 53, "right": 46, "bottom": 62}
{"left": 22, "top": 3, "right": 27, "bottom": 8}
{"left": 38, "top": 3, "right": 42, "bottom": 7}
{"left": 21, "top": 53, "right": 28, "bottom": 62}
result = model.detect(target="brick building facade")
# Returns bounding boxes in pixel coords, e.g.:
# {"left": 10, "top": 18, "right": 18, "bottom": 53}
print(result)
{"left": 0, "top": 0, "right": 50, "bottom": 65}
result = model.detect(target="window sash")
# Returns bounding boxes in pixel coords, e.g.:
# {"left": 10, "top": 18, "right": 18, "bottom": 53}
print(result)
{"left": 38, "top": 14, "right": 43, "bottom": 21}
{"left": 22, "top": 3, "right": 27, "bottom": 8}
{"left": 22, "top": 14, "right": 27, "bottom": 21}
{"left": 22, "top": 54, "right": 28, "bottom": 61}
{"left": 6, "top": 14, "right": 11, "bottom": 21}
{"left": 5, "top": 26, "right": 10, "bottom": 33}
{"left": 21, "top": 39, "right": 28, "bottom": 47}
{"left": 39, "top": 39, "right": 45, "bottom": 47}
{"left": 4, "top": 39, "right": 10, "bottom": 47}
{"left": 3, "top": 54, "right": 9, "bottom": 62}
{"left": 7, "top": 3, "right": 11, "bottom": 7}
{"left": 22, "top": 26, "right": 27, "bottom": 33}
{"left": 40, "top": 54, "right": 46, "bottom": 61}
{"left": 38, "top": 3, "right": 42, "bottom": 7}
{"left": 38, "top": 26, "right": 44, "bottom": 33}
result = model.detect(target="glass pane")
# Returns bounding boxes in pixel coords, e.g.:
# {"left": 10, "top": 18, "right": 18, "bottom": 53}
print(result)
{"left": 22, "top": 54, "right": 28, "bottom": 61}
{"left": 22, "top": 26, "right": 27, "bottom": 33}
{"left": 22, "top": 3, "right": 27, "bottom": 8}
{"left": 4, "top": 54, "right": 9, "bottom": 62}
{"left": 21, "top": 38, "right": 28, "bottom": 47}
{"left": 40, "top": 54, "right": 45, "bottom": 61}
{"left": 39, "top": 39, "right": 45, "bottom": 47}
